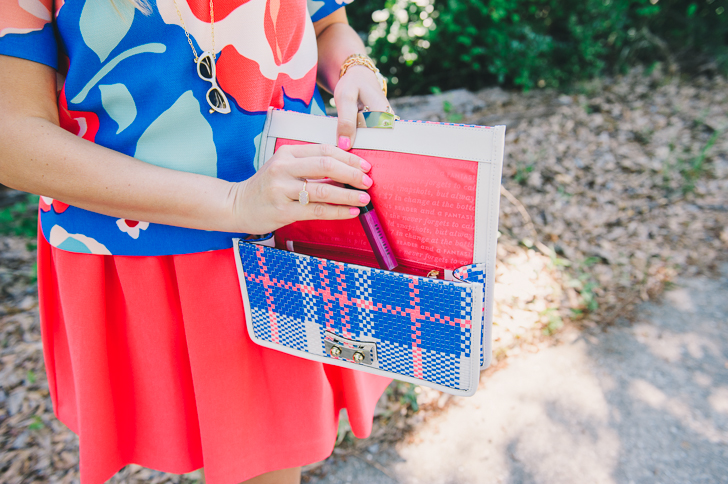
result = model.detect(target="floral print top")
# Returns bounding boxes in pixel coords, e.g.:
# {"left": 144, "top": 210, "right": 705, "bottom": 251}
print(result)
{"left": 0, "top": 0, "right": 350, "bottom": 255}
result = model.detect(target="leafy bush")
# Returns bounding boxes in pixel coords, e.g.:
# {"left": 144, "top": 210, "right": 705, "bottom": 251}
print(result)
{"left": 0, "top": 193, "right": 39, "bottom": 239}
{"left": 346, "top": 0, "right": 728, "bottom": 95}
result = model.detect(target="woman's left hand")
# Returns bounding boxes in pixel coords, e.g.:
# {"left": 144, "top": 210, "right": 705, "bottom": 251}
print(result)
{"left": 334, "top": 65, "right": 391, "bottom": 151}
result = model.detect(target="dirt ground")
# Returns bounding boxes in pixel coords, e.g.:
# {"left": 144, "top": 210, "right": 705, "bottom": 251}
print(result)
{"left": 305, "top": 267, "right": 728, "bottom": 484}
{"left": 1, "top": 65, "right": 726, "bottom": 483}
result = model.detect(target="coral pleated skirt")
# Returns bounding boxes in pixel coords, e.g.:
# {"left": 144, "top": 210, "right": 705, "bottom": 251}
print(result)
{"left": 37, "top": 232, "right": 391, "bottom": 484}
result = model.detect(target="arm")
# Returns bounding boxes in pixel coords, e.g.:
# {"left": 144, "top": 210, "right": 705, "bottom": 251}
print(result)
{"left": 0, "top": 55, "right": 372, "bottom": 235}
{"left": 313, "top": 9, "right": 390, "bottom": 150}
{"left": 0, "top": 56, "right": 238, "bottom": 232}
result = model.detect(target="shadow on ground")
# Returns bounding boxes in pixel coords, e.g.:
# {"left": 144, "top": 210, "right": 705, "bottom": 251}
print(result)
{"left": 306, "top": 266, "right": 728, "bottom": 484}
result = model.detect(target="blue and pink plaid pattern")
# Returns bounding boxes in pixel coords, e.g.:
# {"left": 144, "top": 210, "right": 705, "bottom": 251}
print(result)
{"left": 237, "top": 241, "right": 485, "bottom": 392}
{"left": 454, "top": 264, "right": 488, "bottom": 366}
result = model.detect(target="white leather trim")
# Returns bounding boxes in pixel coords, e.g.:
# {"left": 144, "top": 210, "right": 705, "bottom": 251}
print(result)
{"left": 233, "top": 239, "right": 482, "bottom": 396}
{"left": 467, "top": 279, "right": 485, "bottom": 390}
{"left": 473, "top": 163, "right": 492, "bottom": 265}
{"left": 233, "top": 238, "right": 256, "bottom": 349}
{"left": 262, "top": 136, "right": 277, "bottom": 172}
{"left": 262, "top": 109, "right": 502, "bottom": 163}
{"left": 478, "top": 125, "right": 505, "bottom": 368}
{"left": 254, "top": 107, "right": 275, "bottom": 171}
{"left": 253, "top": 110, "right": 507, "bottom": 374}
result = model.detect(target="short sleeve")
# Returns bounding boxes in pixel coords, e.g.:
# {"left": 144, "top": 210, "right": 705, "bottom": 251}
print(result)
{"left": 0, "top": 0, "right": 59, "bottom": 69}
{"left": 308, "top": 0, "right": 354, "bottom": 23}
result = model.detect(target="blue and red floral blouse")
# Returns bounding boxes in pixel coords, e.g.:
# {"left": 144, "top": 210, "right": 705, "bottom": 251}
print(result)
{"left": 0, "top": 0, "right": 350, "bottom": 255}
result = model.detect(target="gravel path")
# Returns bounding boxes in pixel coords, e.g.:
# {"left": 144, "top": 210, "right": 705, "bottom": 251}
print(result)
{"left": 307, "top": 265, "right": 728, "bottom": 483}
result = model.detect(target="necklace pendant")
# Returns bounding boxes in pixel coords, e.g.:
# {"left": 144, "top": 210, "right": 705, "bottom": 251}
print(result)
{"left": 196, "top": 51, "right": 231, "bottom": 115}
{"left": 172, "top": 0, "right": 227, "bottom": 113}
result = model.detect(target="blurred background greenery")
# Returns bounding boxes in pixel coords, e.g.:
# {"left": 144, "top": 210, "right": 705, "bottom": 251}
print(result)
{"left": 345, "top": 0, "right": 728, "bottom": 94}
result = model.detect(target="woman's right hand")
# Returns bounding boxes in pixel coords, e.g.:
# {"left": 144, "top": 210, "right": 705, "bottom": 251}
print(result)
{"left": 229, "top": 143, "right": 373, "bottom": 234}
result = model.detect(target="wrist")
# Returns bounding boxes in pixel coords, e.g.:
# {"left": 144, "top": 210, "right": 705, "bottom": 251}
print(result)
{"left": 224, "top": 179, "right": 252, "bottom": 234}
{"left": 339, "top": 54, "right": 387, "bottom": 96}
{"left": 341, "top": 64, "right": 380, "bottom": 84}
{"left": 167, "top": 176, "right": 244, "bottom": 234}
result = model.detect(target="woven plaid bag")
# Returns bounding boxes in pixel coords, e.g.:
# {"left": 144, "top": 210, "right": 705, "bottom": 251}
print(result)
{"left": 233, "top": 109, "right": 505, "bottom": 396}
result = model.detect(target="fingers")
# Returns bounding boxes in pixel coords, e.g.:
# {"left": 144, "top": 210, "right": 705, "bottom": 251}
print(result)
{"left": 358, "top": 84, "right": 391, "bottom": 114}
{"left": 280, "top": 143, "right": 370, "bottom": 172}
{"left": 334, "top": 66, "right": 392, "bottom": 151}
{"left": 286, "top": 156, "right": 372, "bottom": 190}
{"left": 259, "top": 141, "right": 378, "bottom": 227}
{"left": 292, "top": 202, "right": 361, "bottom": 222}
{"left": 334, "top": 87, "right": 359, "bottom": 151}
{"left": 355, "top": 69, "right": 391, "bottom": 113}
{"left": 289, "top": 179, "right": 371, "bottom": 207}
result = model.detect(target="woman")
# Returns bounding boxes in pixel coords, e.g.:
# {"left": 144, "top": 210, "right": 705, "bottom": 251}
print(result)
{"left": 0, "top": 0, "right": 392, "bottom": 482}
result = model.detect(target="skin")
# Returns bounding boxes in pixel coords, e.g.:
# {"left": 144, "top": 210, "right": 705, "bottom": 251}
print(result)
{"left": 0, "top": 7, "right": 388, "bottom": 484}
{"left": 314, "top": 9, "right": 391, "bottom": 147}
{"left": 0, "top": 8, "right": 390, "bottom": 234}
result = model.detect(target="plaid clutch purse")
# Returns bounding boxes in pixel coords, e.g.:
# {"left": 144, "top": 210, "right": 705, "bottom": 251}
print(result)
{"left": 234, "top": 240, "right": 486, "bottom": 395}
{"left": 233, "top": 109, "right": 505, "bottom": 396}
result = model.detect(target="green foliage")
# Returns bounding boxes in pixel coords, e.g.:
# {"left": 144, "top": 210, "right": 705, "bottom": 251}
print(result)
{"left": 514, "top": 163, "right": 534, "bottom": 185}
{"left": 0, "top": 193, "right": 39, "bottom": 239}
{"left": 660, "top": 121, "right": 725, "bottom": 195}
{"left": 347, "top": 0, "right": 728, "bottom": 95}
{"left": 385, "top": 381, "right": 420, "bottom": 412}
{"left": 568, "top": 257, "right": 602, "bottom": 317}
{"left": 540, "top": 307, "right": 563, "bottom": 335}
{"left": 28, "top": 416, "right": 44, "bottom": 431}
{"left": 335, "top": 411, "right": 353, "bottom": 445}
{"left": 679, "top": 128, "right": 723, "bottom": 194}
{"left": 442, "top": 99, "right": 464, "bottom": 121}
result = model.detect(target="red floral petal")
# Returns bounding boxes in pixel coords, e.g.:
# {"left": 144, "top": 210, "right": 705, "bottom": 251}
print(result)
{"left": 0, "top": 0, "right": 51, "bottom": 37}
{"left": 52, "top": 201, "right": 70, "bottom": 214}
{"left": 217, "top": 46, "right": 317, "bottom": 112}
{"left": 263, "top": 0, "right": 306, "bottom": 66}
{"left": 58, "top": 85, "right": 99, "bottom": 142}
{"left": 124, "top": 220, "right": 140, "bottom": 228}
{"left": 186, "top": 0, "right": 252, "bottom": 22}
{"left": 278, "top": 65, "right": 317, "bottom": 106}
{"left": 217, "top": 46, "right": 277, "bottom": 112}
{"left": 39, "top": 198, "right": 52, "bottom": 212}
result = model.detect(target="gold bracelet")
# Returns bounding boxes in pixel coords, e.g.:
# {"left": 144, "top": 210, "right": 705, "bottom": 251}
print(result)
{"left": 339, "top": 53, "right": 387, "bottom": 97}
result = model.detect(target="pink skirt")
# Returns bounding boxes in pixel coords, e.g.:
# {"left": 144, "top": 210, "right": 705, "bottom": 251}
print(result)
{"left": 37, "top": 232, "right": 391, "bottom": 484}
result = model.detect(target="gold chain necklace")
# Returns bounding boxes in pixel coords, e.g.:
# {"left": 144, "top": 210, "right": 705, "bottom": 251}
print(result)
{"left": 172, "top": 0, "right": 230, "bottom": 114}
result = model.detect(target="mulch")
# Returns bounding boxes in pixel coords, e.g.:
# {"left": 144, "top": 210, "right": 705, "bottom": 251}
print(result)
{"left": 1, "top": 65, "right": 726, "bottom": 483}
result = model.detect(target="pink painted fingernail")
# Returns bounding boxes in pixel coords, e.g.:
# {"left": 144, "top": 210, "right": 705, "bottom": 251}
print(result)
{"left": 350, "top": 207, "right": 360, "bottom": 216}
{"left": 360, "top": 160, "right": 372, "bottom": 171}
{"left": 338, "top": 136, "right": 351, "bottom": 151}
{"left": 359, "top": 193, "right": 371, "bottom": 204}
{"left": 362, "top": 174, "right": 373, "bottom": 188}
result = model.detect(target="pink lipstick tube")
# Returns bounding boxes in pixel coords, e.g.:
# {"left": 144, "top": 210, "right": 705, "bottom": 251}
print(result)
{"left": 347, "top": 185, "right": 398, "bottom": 271}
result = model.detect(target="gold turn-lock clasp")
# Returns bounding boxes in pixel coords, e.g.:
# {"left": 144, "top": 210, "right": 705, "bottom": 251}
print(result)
{"left": 324, "top": 331, "right": 378, "bottom": 366}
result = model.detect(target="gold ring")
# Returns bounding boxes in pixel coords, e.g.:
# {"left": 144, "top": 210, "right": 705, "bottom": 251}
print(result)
{"left": 299, "top": 180, "right": 309, "bottom": 205}
{"left": 362, "top": 106, "right": 370, "bottom": 112}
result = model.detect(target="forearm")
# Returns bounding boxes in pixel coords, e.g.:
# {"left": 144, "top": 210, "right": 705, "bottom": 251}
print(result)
{"left": 0, "top": 116, "right": 237, "bottom": 233}
{"left": 0, "top": 55, "right": 239, "bottom": 232}
{"left": 315, "top": 18, "right": 367, "bottom": 94}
